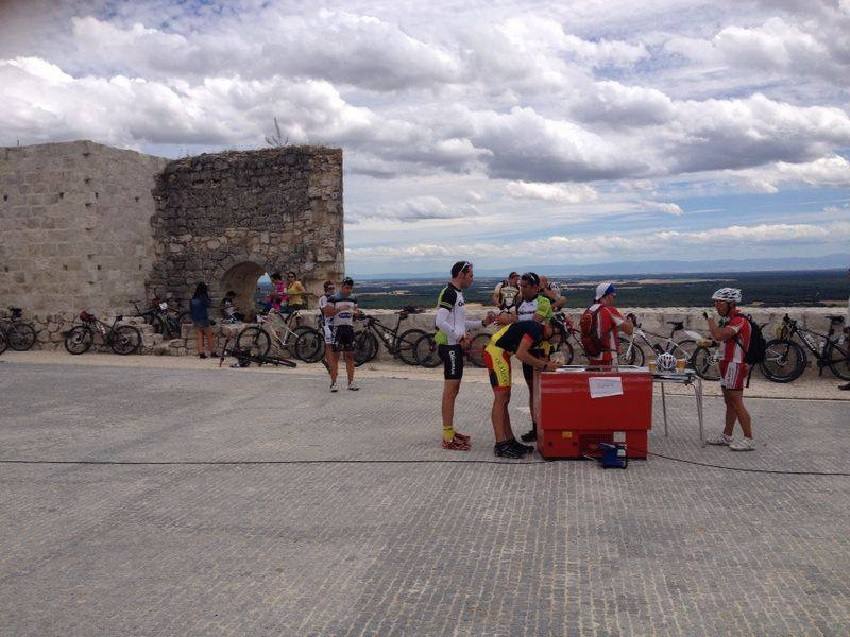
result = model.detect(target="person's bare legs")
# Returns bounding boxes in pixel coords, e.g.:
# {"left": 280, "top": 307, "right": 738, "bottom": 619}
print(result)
{"left": 442, "top": 379, "right": 461, "bottom": 430}
{"left": 344, "top": 351, "right": 355, "bottom": 384}
{"left": 195, "top": 326, "right": 205, "bottom": 355}
{"left": 723, "top": 388, "right": 752, "bottom": 438}
{"left": 327, "top": 348, "right": 339, "bottom": 384}
{"left": 491, "top": 390, "right": 512, "bottom": 443}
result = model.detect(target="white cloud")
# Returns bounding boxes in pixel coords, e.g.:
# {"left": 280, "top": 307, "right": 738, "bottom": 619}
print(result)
{"left": 352, "top": 195, "right": 478, "bottom": 223}
{"left": 506, "top": 181, "right": 598, "bottom": 204}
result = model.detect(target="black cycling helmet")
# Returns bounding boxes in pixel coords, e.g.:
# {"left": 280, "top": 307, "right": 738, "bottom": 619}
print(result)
{"left": 342, "top": 277, "right": 354, "bottom": 287}
{"left": 521, "top": 272, "right": 540, "bottom": 287}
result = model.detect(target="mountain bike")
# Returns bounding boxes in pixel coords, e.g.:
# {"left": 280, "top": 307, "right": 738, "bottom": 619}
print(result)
{"left": 218, "top": 337, "right": 296, "bottom": 368}
{"left": 352, "top": 311, "right": 426, "bottom": 366}
{"left": 64, "top": 311, "right": 142, "bottom": 355}
{"left": 619, "top": 318, "right": 702, "bottom": 367}
{"left": 761, "top": 314, "right": 849, "bottom": 382}
{"left": 0, "top": 307, "right": 38, "bottom": 351}
{"left": 235, "top": 309, "right": 323, "bottom": 362}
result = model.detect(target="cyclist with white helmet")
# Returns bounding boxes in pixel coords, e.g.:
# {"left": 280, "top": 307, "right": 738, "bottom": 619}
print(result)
{"left": 705, "top": 287, "right": 755, "bottom": 451}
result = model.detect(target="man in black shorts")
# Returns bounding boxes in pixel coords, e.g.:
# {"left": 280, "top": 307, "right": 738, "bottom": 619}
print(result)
{"left": 323, "top": 277, "right": 360, "bottom": 392}
{"left": 434, "top": 261, "right": 494, "bottom": 450}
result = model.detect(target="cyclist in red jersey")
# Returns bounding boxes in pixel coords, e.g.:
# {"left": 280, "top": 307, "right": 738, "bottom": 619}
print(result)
{"left": 704, "top": 288, "right": 755, "bottom": 451}
{"left": 586, "top": 282, "right": 633, "bottom": 366}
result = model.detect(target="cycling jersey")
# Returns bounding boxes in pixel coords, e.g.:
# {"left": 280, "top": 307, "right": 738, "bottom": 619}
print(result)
{"left": 586, "top": 303, "right": 626, "bottom": 365}
{"left": 514, "top": 294, "right": 553, "bottom": 322}
{"left": 494, "top": 280, "right": 519, "bottom": 309}
{"left": 435, "top": 283, "right": 481, "bottom": 346}
{"left": 318, "top": 293, "right": 335, "bottom": 342}
{"left": 719, "top": 311, "right": 751, "bottom": 363}
{"left": 493, "top": 321, "right": 544, "bottom": 353}
{"left": 328, "top": 293, "right": 357, "bottom": 326}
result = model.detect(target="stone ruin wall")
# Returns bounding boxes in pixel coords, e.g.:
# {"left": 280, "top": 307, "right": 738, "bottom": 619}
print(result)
{"left": 148, "top": 146, "right": 344, "bottom": 318}
{"left": 0, "top": 140, "right": 344, "bottom": 351}
{"left": 0, "top": 141, "right": 168, "bottom": 347}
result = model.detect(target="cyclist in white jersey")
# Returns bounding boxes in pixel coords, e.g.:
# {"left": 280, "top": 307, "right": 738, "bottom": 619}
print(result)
{"left": 435, "top": 261, "right": 494, "bottom": 450}
{"left": 318, "top": 280, "right": 336, "bottom": 384}
{"left": 323, "top": 277, "right": 360, "bottom": 392}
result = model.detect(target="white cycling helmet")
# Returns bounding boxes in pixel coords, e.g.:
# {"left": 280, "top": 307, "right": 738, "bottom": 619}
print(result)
{"left": 656, "top": 352, "right": 677, "bottom": 373}
{"left": 711, "top": 287, "right": 742, "bottom": 304}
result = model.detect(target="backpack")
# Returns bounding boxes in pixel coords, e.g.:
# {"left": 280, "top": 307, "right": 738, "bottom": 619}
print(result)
{"left": 737, "top": 314, "right": 766, "bottom": 365}
{"left": 579, "top": 306, "right": 604, "bottom": 358}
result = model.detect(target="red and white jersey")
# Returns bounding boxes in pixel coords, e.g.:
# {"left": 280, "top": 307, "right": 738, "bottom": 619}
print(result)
{"left": 589, "top": 303, "right": 626, "bottom": 364}
{"left": 719, "top": 311, "right": 751, "bottom": 363}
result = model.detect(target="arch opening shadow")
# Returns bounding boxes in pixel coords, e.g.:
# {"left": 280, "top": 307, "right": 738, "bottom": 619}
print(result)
{"left": 221, "top": 261, "right": 266, "bottom": 321}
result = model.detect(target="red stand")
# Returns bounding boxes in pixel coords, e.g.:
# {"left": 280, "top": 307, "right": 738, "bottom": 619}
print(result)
{"left": 535, "top": 369, "right": 652, "bottom": 460}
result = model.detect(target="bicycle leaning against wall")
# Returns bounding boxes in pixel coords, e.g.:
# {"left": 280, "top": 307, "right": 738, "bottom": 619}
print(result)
{"left": 759, "top": 314, "right": 850, "bottom": 383}
{"left": 64, "top": 311, "right": 142, "bottom": 355}
{"left": 0, "top": 306, "right": 38, "bottom": 351}
{"left": 235, "top": 308, "right": 323, "bottom": 363}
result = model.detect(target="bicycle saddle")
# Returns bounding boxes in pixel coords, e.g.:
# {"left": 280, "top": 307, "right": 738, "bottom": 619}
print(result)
{"left": 826, "top": 315, "right": 846, "bottom": 324}
{"left": 9, "top": 307, "right": 22, "bottom": 318}
{"left": 666, "top": 321, "right": 684, "bottom": 330}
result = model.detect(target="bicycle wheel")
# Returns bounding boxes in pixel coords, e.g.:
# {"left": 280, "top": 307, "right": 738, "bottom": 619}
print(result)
{"left": 760, "top": 339, "right": 806, "bottom": 383}
{"left": 397, "top": 328, "right": 427, "bottom": 365}
{"left": 619, "top": 340, "right": 644, "bottom": 366}
{"left": 64, "top": 326, "right": 93, "bottom": 355}
{"left": 178, "top": 310, "right": 192, "bottom": 324}
{"left": 111, "top": 325, "right": 142, "bottom": 355}
{"left": 827, "top": 343, "right": 850, "bottom": 380}
{"left": 7, "top": 323, "right": 37, "bottom": 350}
{"left": 236, "top": 326, "right": 271, "bottom": 358}
{"left": 691, "top": 345, "right": 720, "bottom": 380}
{"left": 671, "top": 339, "right": 697, "bottom": 364}
{"left": 293, "top": 327, "right": 324, "bottom": 363}
{"left": 413, "top": 333, "right": 442, "bottom": 368}
{"left": 468, "top": 333, "right": 490, "bottom": 367}
{"left": 0, "top": 330, "right": 7, "bottom": 354}
{"left": 354, "top": 331, "right": 378, "bottom": 366}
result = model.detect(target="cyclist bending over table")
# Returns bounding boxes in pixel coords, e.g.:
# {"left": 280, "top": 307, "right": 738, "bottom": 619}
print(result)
{"left": 485, "top": 320, "right": 558, "bottom": 458}
{"left": 323, "top": 277, "right": 361, "bottom": 392}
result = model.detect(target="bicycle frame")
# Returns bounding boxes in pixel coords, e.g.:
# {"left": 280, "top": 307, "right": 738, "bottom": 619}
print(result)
{"left": 781, "top": 315, "right": 845, "bottom": 374}
{"left": 361, "top": 314, "right": 405, "bottom": 352}
{"left": 257, "top": 310, "right": 300, "bottom": 351}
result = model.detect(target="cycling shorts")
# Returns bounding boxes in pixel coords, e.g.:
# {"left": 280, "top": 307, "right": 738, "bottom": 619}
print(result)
{"left": 720, "top": 361, "right": 748, "bottom": 391}
{"left": 484, "top": 344, "right": 512, "bottom": 392}
{"left": 439, "top": 344, "right": 464, "bottom": 380}
{"left": 333, "top": 325, "right": 355, "bottom": 352}
{"left": 322, "top": 325, "right": 335, "bottom": 346}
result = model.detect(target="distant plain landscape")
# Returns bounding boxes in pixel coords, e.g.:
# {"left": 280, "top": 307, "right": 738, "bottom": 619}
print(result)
{"left": 353, "top": 269, "right": 849, "bottom": 310}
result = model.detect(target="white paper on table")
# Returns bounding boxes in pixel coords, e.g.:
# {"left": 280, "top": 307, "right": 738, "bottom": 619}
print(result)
{"left": 588, "top": 376, "right": 624, "bottom": 398}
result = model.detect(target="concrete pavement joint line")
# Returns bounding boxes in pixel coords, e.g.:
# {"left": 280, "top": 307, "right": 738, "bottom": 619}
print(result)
{"left": 3, "top": 455, "right": 850, "bottom": 476}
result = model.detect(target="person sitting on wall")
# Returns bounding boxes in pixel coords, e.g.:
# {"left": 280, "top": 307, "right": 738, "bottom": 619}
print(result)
{"left": 220, "top": 290, "right": 244, "bottom": 323}
{"left": 284, "top": 272, "right": 307, "bottom": 312}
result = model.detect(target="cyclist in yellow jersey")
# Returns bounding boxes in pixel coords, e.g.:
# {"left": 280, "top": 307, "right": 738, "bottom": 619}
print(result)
{"left": 494, "top": 272, "right": 553, "bottom": 443}
{"left": 484, "top": 320, "right": 557, "bottom": 458}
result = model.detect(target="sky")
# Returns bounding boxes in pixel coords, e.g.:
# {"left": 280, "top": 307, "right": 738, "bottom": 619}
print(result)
{"left": 1, "top": 0, "right": 849, "bottom": 276}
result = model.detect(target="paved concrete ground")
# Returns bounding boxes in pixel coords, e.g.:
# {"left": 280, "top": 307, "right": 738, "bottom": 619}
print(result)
{"left": 1, "top": 356, "right": 849, "bottom": 636}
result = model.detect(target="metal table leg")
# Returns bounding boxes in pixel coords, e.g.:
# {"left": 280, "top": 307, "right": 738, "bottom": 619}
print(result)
{"left": 661, "top": 380, "right": 668, "bottom": 437}
{"left": 695, "top": 376, "right": 704, "bottom": 446}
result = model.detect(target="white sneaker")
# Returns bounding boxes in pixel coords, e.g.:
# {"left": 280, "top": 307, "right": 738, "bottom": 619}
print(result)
{"left": 347, "top": 381, "right": 360, "bottom": 391}
{"left": 329, "top": 381, "right": 339, "bottom": 393}
{"left": 729, "top": 437, "right": 755, "bottom": 451}
{"left": 706, "top": 433, "right": 733, "bottom": 446}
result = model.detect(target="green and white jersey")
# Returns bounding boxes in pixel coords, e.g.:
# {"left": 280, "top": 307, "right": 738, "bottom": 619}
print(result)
{"left": 515, "top": 294, "right": 553, "bottom": 322}
{"left": 434, "top": 283, "right": 480, "bottom": 346}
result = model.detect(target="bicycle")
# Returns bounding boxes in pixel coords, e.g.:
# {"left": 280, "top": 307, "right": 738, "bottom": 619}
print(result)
{"left": 64, "top": 311, "right": 142, "bottom": 355}
{"left": 760, "top": 314, "right": 849, "bottom": 383}
{"left": 0, "top": 328, "right": 7, "bottom": 355}
{"left": 235, "top": 309, "right": 323, "bottom": 362}
{"left": 218, "top": 337, "right": 296, "bottom": 369}
{"left": 352, "top": 311, "right": 426, "bottom": 366}
{"left": 619, "top": 318, "right": 701, "bottom": 367}
{"left": 0, "top": 306, "right": 38, "bottom": 351}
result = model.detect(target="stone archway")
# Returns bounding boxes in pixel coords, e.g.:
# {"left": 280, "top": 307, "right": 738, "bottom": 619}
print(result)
{"left": 220, "top": 261, "right": 266, "bottom": 322}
